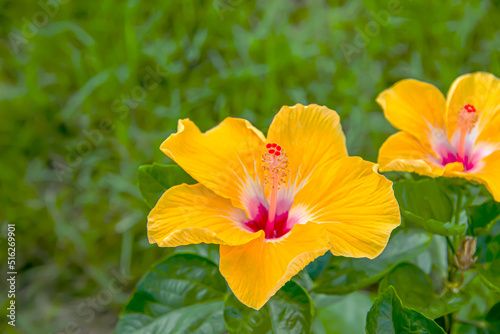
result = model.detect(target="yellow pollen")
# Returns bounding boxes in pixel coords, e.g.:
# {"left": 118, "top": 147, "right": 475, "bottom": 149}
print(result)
{"left": 262, "top": 148, "right": 288, "bottom": 190}
{"left": 457, "top": 105, "right": 478, "bottom": 133}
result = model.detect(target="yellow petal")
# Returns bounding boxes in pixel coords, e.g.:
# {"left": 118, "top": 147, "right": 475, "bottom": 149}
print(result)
{"left": 148, "top": 183, "right": 262, "bottom": 247}
{"left": 219, "top": 223, "right": 330, "bottom": 310}
{"left": 468, "top": 151, "right": 500, "bottom": 202}
{"left": 446, "top": 72, "right": 500, "bottom": 143}
{"left": 377, "top": 79, "right": 446, "bottom": 141}
{"left": 378, "top": 131, "right": 441, "bottom": 177}
{"left": 443, "top": 162, "right": 465, "bottom": 174}
{"left": 293, "top": 156, "right": 401, "bottom": 259}
{"left": 266, "top": 104, "right": 348, "bottom": 184}
{"left": 161, "top": 118, "right": 266, "bottom": 207}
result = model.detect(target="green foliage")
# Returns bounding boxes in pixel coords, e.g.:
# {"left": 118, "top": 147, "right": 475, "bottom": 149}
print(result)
{"left": 486, "top": 302, "right": 500, "bottom": 331}
{"left": 313, "top": 292, "right": 374, "bottom": 334}
{"left": 379, "top": 263, "right": 470, "bottom": 319}
{"left": 379, "top": 263, "right": 436, "bottom": 311}
{"left": 137, "top": 163, "right": 196, "bottom": 208}
{"left": 467, "top": 200, "right": 500, "bottom": 236}
{"left": 366, "top": 287, "right": 446, "bottom": 334}
{"left": 395, "top": 179, "right": 454, "bottom": 223}
{"left": 117, "top": 253, "right": 315, "bottom": 334}
{"left": 115, "top": 253, "right": 227, "bottom": 334}
{"left": 477, "top": 235, "right": 500, "bottom": 293}
{"left": 224, "top": 281, "right": 313, "bottom": 334}
{"left": 313, "top": 229, "right": 432, "bottom": 295}
{"left": 453, "top": 276, "right": 500, "bottom": 334}
{"left": 394, "top": 179, "right": 466, "bottom": 236}
{"left": 394, "top": 177, "right": 500, "bottom": 238}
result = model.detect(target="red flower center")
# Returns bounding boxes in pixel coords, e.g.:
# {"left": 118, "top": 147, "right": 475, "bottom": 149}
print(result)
{"left": 244, "top": 204, "right": 291, "bottom": 239}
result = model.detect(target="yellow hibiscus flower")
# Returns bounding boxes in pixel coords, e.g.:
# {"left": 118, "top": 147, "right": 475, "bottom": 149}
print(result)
{"left": 377, "top": 72, "right": 500, "bottom": 201}
{"left": 148, "top": 104, "right": 400, "bottom": 309}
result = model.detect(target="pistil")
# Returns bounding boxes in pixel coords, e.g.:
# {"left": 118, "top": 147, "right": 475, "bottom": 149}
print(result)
{"left": 262, "top": 143, "right": 288, "bottom": 237}
{"left": 267, "top": 166, "right": 278, "bottom": 236}
{"left": 457, "top": 104, "right": 478, "bottom": 163}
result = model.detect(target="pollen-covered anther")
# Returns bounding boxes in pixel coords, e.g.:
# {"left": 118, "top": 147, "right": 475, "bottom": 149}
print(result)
{"left": 262, "top": 143, "right": 288, "bottom": 189}
{"left": 457, "top": 104, "right": 479, "bottom": 132}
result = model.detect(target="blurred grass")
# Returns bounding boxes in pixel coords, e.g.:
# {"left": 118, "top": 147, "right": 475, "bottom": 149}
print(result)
{"left": 0, "top": 0, "right": 499, "bottom": 332}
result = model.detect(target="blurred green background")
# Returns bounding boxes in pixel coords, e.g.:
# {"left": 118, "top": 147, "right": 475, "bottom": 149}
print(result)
{"left": 1, "top": 0, "right": 499, "bottom": 332}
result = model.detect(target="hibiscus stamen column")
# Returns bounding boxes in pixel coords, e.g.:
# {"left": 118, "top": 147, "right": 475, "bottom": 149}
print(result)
{"left": 262, "top": 143, "right": 288, "bottom": 238}
{"left": 457, "top": 104, "right": 478, "bottom": 164}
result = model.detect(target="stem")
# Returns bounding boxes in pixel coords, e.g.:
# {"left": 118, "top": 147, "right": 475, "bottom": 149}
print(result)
{"left": 444, "top": 314, "right": 451, "bottom": 332}
{"left": 447, "top": 189, "right": 464, "bottom": 283}
{"left": 446, "top": 237, "right": 455, "bottom": 254}
{"left": 454, "top": 189, "right": 463, "bottom": 226}
{"left": 446, "top": 188, "right": 469, "bottom": 329}
{"left": 449, "top": 189, "right": 464, "bottom": 255}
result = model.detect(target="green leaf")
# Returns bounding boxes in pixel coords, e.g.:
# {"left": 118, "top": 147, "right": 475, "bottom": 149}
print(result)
{"left": 467, "top": 200, "right": 500, "bottom": 236}
{"left": 486, "top": 302, "right": 500, "bottom": 323}
{"left": 115, "top": 253, "right": 227, "bottom": 334}
{"left": 137, "top": 163, "right": 196, "bottom": 208}
{"left": 485, "top": 235, "right": 500, "bottom": 261}
{"left": 410, "top": 235, "right": 448, "bottom": 278}
{"left": 314, "top": 291, "right": 373, "bottom": 334}
{"left": 452, "top": 276, "right": 499, "bottom": 334}
{"left": 394, "top": 179, "right": 454, "bottom": 222}
{"left": 478, "top": 235, "right": 500, "bottom": 293}
{"left": 223, "top": 281, "right": 314, "bottom": 334}
{"left": 293, "top": 269, "right": 314, "bottom": 292}
{"left": 379, "top": 263, "right": 436, "bottom": 309}
{"left": 379, "top": 263, "right": 470, "bottom": 319}
{"left": 366, "top": 287, "right": 446, "bottom": 334}
{"left": 312, "top": 229, "right": 432, "bottom": 295}
{"left": 305, "top": 252, "right": 331, "bottom": 280}
{"left": 394, "top": 179, "right": 464, "bottom": 236}
{"left": 400, "top": 210, "right": 466, "bottom": 236}
{"left": 427, "top": 289, "right": 471, "bottom": 320}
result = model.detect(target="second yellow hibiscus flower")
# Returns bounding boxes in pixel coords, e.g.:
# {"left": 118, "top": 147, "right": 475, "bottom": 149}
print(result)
{"left": 378, "top": 72, "right": 500, "bottom": 201}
